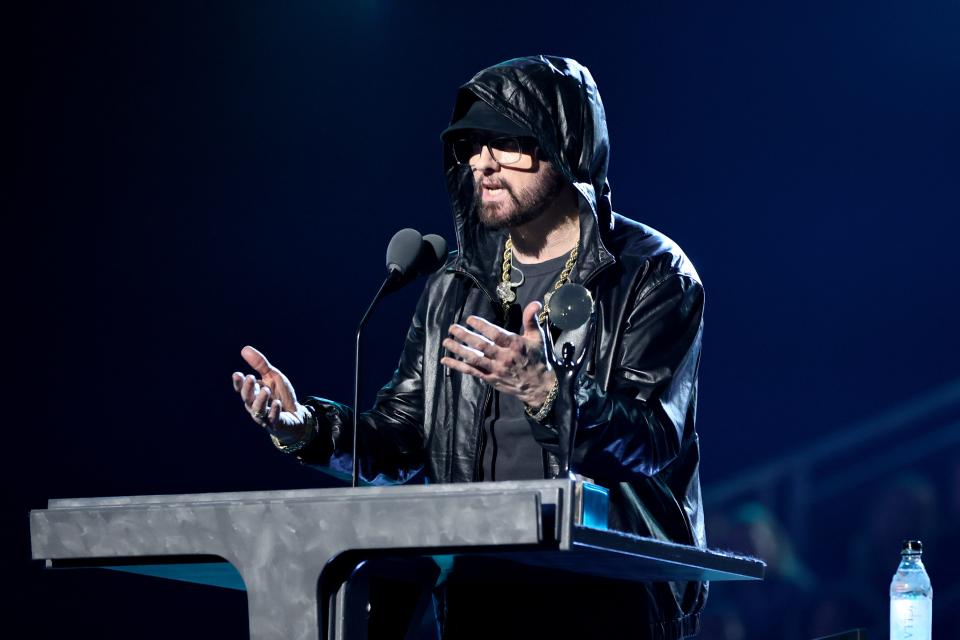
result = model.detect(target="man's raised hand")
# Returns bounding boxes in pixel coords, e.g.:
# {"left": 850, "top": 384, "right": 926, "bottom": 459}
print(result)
{"left": 231, "top": 346, "right": 310, "bottom": 446}
{"left": 440, "top": 301, "right": 557, "bottom": 409}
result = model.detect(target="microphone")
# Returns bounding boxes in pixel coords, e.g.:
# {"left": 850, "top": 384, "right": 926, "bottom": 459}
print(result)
{"left": 384, "top": 229, "right": 448, "bottom": 292}
{"left": 385, "top": 228, "right": 424, "bottom": 280}
{"left": 420, "top": 233, "right": 449, "bottom": 275}
{"left": 353, "top": 229, "right": 448, "bottom": 487}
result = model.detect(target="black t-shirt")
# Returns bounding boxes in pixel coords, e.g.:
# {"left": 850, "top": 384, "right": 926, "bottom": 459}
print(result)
{"left": 479, "top": 251, "right": 568, "bottom": 481}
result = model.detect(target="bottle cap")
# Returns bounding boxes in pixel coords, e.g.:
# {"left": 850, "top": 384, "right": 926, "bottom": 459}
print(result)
{"left": 901, "top": 539, "right": 923, "bottom": 554}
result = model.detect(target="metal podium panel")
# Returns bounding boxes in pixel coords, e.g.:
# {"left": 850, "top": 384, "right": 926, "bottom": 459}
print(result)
{"left": 31, "top": 481, "right": 569, "bottom": 640}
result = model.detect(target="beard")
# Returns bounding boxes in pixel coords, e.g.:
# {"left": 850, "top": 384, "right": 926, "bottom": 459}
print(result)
{"left": 475, "top": 165, "right": 566, "bottom": 230}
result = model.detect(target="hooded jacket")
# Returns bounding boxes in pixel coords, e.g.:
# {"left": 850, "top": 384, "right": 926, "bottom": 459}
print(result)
{"left": 297, "top": 55, "right": 708, "bottom": 638}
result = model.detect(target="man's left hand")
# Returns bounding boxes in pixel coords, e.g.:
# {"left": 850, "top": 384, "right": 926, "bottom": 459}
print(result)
{"left": 441, "top": 301, "right": 557, "bottom": 409}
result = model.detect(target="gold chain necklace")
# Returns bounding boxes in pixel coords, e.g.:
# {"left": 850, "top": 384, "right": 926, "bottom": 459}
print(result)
{"left": 497, "top": 237, "right": 579, "bottom": 324}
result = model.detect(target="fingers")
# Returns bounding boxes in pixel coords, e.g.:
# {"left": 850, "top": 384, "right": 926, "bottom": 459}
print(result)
{"left": 250, "top": 385, "right": 272, "bottom": 420}
{"left": 232, "top": 372, "right": 244, "bottom": 392}
{"left": 443, "top": 321, "right": 502, "bottom": 375}
{"left": 440, "top": 355, "right": 493, "bottom": 382}
{"left": 447, "top": 323, "right": 499, "bottom": 357}
{"left": 240, "top": 376, "right": 253, "bottom": 410}
{"left": 463, "top": 316, "right": 515, "bottom": 347}
{"left": 442, "top": 337, "right": 493, "bottom": 373}
{"left": 258, "top": 398, "right": 281, "bottom": 429}
{"left": 266, "top": 399, "right": 281, "bottom": 427}
{"left": 444, "top": 317, "right": 526, "bottom": 377}
{"left": 240, "top": 374, "right": 258, "bottom": 406}
{"left": 241, "top": 345, "right": 273, "bottom": 377}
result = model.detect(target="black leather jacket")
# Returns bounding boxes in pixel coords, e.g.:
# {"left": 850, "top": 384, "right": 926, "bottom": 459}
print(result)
{"left": 297, "top": 56, "right": 708, "bottom": 638}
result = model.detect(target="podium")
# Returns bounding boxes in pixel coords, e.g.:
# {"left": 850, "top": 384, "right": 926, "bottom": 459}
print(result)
{"left": 30, "top": 479, "right": 764, "bottom": 639}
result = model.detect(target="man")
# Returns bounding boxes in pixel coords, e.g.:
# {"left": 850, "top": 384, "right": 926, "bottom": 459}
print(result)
{"left": 233, "top": 55, "right": 707, "bottom": 638}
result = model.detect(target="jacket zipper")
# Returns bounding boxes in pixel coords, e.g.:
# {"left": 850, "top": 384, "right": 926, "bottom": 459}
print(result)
{"left": 473, "top": 386, "right": 493, "bottom": 481}
{"left": 448, "top": 267, "right": 499, "bottom": 482}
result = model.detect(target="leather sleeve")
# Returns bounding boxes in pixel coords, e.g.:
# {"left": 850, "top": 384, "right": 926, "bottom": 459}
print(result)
{"left": 532, "top": 272, "right": 705, "bottom": 482}
{"left": 292, "top": 285, "right": 431, "bottom": 485}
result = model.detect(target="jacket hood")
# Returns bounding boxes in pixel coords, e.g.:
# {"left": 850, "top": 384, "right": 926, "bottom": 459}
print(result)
{"left": 444, "top": 55, "right": 615, "bottom": 293}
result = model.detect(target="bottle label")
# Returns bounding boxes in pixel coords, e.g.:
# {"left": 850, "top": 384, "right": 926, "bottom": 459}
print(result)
{"left": 890, "top": 597, "right": 932, "bottom": 640}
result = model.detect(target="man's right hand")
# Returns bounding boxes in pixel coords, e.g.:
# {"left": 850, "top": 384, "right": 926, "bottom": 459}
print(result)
{"left": 232, "top": 345, "right": 311, "bottom": 446}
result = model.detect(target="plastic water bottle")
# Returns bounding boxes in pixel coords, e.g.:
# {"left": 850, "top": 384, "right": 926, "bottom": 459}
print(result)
{"left": 890, "top": 539, "right": 932, "bottom": 640}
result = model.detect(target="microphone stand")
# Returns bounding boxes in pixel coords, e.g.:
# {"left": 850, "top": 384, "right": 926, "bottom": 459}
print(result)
{"left": 352, "top": 269, "right": 400, "bottom": 488}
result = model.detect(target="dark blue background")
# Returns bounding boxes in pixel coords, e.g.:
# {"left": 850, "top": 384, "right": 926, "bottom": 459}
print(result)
{"left": 9, "top": 1, "right": 959, "bottom": 637}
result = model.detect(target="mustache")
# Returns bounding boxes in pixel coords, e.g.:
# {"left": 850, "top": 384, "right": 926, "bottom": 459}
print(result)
{"left": 474, "top": 179, "right": 517, "bottom": 200}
